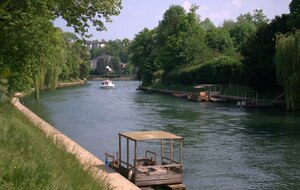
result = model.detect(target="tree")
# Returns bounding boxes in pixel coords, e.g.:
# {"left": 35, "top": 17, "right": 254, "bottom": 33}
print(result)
{"left": 237, "top": 9, "right": 269, "bottom": 27}
{"left": 0, "top": 0, "right": 121, "bottom": 97}
{"left": 155, "top": 5, "right": 209, "bottom": 76}
{"left": 90, "top": 47, "right": 101, "bottom": 59}
{"left": 54, "top": 0, "right": 122, "bottom": 35}
{"left": 205, "top": 28, "right": 235, "bottom": 55}
{"left": 154, "top": 5, "right": 188, "bottom": 73}
{"left": 200, "top": 18, "right": 215, "bottom": 31}
{"left": 275, "top": 30, "right": 300, "bottom": 110}
{"left": 95, "top": 56, "right": 111, "bottom": 76}
{"left": 129, "top": 28, "right": 157, "bottom": 85}
{"left": 222, "top": 20, "right": 236, "bottom": 31}
{"left": 288, "top": 0, "right": 300, "bottom": 28}
{"left": 241, "top": 14, "right": 291, "bottom": 90}
{"left": 229, "top": 9, "right": 269, "bottom": 50}
{"left": 229, "top": 22, "right": 256, "bottom": 50}
{"left": 129, "top": 5, "right": 209, "bottom": 86}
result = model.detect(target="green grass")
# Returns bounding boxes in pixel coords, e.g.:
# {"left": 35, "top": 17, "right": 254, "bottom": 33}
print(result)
{"left": 0, "top": 102, "right": 109, "bottom": 190}
{"left": 222, "top": 84, "right": 254, "bottom": 96}
{"left": 151, "top": 83, "right": 197, "bottom": 92}
{"left": 222, "top": 84, "right": 281, "bottom": 100}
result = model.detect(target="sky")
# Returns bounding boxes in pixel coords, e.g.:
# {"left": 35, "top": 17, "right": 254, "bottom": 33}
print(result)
{"left": 54, "top": 0, "right": 291, "bottom": 41}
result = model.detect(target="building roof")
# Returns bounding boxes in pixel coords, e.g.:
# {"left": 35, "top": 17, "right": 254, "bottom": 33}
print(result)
{"left": 119, "top": 131, "right": 183, "bottom": 141}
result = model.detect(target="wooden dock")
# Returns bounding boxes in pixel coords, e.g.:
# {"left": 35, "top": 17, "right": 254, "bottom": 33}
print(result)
{"left": 138, "top": 86, "right": 285, "bottom": 108}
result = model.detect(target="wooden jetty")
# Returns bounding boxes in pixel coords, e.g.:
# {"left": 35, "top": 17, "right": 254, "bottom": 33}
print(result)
{"left": 138, "top": 85, "right": 285, "bottom": 108}
{"left": 105, "top": 131, "right": 186, "bottom": 189}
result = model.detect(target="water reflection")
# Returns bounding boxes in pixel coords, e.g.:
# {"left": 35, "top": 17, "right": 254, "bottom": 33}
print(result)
{"left": 23, "top": 81, "right": 300, "bottom": 189}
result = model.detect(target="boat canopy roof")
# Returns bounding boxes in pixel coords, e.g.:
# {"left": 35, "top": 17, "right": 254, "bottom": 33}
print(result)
{"left": 119, "top": 131, "right": 183, "bottom": 141}
{"left": 194, "top": 84, "right": 218, "bottom": 89}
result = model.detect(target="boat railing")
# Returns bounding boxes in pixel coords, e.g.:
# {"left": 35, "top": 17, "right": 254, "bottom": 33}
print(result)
{"left": 162, "top": 156, "right": 177, "bottom": 164}
{"left": 120, "top": 160, "right": 135, "bottom": 168}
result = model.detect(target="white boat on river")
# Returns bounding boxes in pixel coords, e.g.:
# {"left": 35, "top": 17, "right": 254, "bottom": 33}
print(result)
{"left": 100, "top": 79, "right": 115, "bottom": 89}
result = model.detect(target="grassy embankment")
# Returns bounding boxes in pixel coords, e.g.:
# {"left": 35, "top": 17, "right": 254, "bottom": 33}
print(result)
{"left": 0, "top": 102, "right": 109, "bottom": 190}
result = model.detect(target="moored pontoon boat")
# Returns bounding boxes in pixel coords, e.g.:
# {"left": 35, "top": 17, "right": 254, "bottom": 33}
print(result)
{"left": 105, "top": 131, "right": 185, "bottom": 189}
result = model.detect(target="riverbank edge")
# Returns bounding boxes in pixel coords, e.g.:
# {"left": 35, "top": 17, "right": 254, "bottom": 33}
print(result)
{"left": 88, "top": 76, "right": 137, "bottom": 81}
{"left": 57, "top": 79, "right": 88, "bottom": 88}
{"left": 10, "top": 95, "right": 140, "bottom": 190}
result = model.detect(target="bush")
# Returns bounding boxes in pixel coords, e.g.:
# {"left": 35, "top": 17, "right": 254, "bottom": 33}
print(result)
{"left": 164, "top": 56, "right": 246, "bottom": 85}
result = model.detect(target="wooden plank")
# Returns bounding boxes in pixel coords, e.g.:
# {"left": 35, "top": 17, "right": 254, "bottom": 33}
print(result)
{"left": 119, "top": 134, "right": 121, "bottom": 167}
{"left": 136, "top": 172, "right": 182, "bottom": 182}
{"left": 135, "top": 176, "right": 182, "bottom": 187}
{"left": 180, "top": 140, "right": 182, "bottom": 164}
{"left": 170, "top": 139, "right": 173, "bottom": 161}
{"left": 136, "top": 164, "right": 182, "bottom": 170}
{"left": 161, "top": 139, "right": 164, "bottom": 164}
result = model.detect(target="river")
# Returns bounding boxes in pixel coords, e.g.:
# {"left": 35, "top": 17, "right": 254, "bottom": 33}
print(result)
{"left": 23, "top": 81, "right": 300, "bottom": 190}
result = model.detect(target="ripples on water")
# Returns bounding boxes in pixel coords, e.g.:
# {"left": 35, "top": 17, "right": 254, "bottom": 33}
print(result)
{"left": 23, "top": 81, "right": 300, "bottom": 190}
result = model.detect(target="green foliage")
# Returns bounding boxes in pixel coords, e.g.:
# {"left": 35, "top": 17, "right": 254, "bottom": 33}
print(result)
{"left": 200, "top": 18, "right": 215, "bottom": 31}
{"left": 152, "top": 82, "right": 196, "bottom": 92}
{"left": 229, "top": 22, "right": 257, "bottom": 50}
{"left": 90, "top": 39, "right": 130, "bottom": 74}
{"left": 288, "top": 0, "right": 300, "bottom": 28}
{"left": 205, "top": 28, "right": 235, "bottom": 55}
{"left": 129, "top": 5, "right": 209, "bottom": 86}
{"left": 54, "top": 0, "right": 122, "bottom": 36}
{"left": 0, "top": 103, "right": 109, "bottom": 189}
{"left": 165, "top": 56, "right": 245, "bottom": 85}
{"left": 237, "top": 9, "right": 269, "bottom": 27}
{"left": 275, "top": 30, "right": 300, "bottom": 110}
{"left": 95, "top": 55, "right": 121, "bottom": 77}
{"left": 90, "top": 47, "right": 102, "bottom": 59}
{"left": 129, "top": 28, "right": 157, "bottom": 85}
{"left": 155, "top": 5, "right": 208, "bottom": 74}
{"left": 241, "top": 14, "right": 291, "bottom": 90}
{"left": 0, "top": 0, "right": 120, "bottom": 98}
{"left": 223, "top": 9, "right": 269, "bottom": 50}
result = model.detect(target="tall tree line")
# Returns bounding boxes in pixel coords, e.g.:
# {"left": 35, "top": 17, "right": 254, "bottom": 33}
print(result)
{"left": 129, "top": 5, "right": 267, "bottom": 86}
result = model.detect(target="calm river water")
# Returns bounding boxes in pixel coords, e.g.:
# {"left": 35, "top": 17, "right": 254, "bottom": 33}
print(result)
{"left": 23, "top": 81, "right": 300, "bottom": 190}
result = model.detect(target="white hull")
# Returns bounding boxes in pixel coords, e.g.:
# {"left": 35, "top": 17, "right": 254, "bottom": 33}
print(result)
{"left": 100, "top": 85, "right": 115, "bottom": 89}
{"left": 100, "top": 79, "right": 115, "bottom": 89}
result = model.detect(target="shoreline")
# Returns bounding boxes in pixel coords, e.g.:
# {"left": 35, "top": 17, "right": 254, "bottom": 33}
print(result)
{"left": 10, "top": 94, "right": 140, "bottom": 190}
{"left": 88, "top": 76, "right": 137, "bottom": 81}
{"left": 57, "top": 79, "right": 88, "bottom": 88}
{"left": 138, "top": 86, "right": 286, "bottom": 108}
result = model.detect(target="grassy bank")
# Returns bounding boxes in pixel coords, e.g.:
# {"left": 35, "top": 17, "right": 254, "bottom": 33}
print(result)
{"left": 0, "top": 102, "right": 109, "bottom": 190}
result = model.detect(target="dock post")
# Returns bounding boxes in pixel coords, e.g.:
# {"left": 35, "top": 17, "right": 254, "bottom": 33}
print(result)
{"left": 127, "top": 138, "right": 129, "bottom": 169}
{"left": 134, "top": 141, "right": 137, "bottom": 168}
{"left": 119, "top": 134, "right": 121, "bottom": 167}
{"left": 161, "top": 139, "right": 164, "bottom": 164}
{"left": 170, "top": 139, "right": 173, "bottom": 162}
